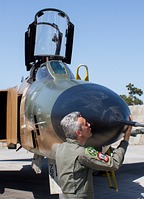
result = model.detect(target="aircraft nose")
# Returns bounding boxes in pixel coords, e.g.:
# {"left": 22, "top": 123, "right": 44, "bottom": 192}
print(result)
{"left": 51, "top": 83, "right": 130, "bottom": 147}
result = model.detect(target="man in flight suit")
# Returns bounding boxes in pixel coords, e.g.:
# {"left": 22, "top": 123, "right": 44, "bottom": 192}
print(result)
{"left": 56, "top": 111, "right": 132, "bottom": 199}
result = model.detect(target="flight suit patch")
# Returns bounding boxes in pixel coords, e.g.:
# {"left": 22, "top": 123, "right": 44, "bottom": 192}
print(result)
{"left": 97, "top": 152, "right": 109, "bottom": 162}
{"left": 85, "top": 146, "right": 98, "bottom": 156}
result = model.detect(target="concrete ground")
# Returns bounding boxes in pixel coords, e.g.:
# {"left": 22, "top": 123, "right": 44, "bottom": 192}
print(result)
{"left": 0, "top": 143, "right": 144, "bottom": 199}
{"left": 93, "top": 144, "right": 144, "bottom": 199}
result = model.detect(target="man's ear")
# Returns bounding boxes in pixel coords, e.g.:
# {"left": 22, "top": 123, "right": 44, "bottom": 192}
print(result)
{"left": 76, "top": 130, "right": 82, "bottom": 137}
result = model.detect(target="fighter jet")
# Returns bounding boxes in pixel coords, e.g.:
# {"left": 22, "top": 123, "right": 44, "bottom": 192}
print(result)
{"left": 0, "top": 9, "right": 143, "bottom": 188}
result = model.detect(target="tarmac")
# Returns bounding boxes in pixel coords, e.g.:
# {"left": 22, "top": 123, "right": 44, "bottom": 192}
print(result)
{"left": 0, "top": 142, "right": 144, "bottom": 199}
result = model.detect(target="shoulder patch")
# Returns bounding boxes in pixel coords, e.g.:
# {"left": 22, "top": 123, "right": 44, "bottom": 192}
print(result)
{"left": 85, "top": 146, "right": 98, "bottom": 156}
{"left": 97, "top": 152, "right": 109, "bottom": 162}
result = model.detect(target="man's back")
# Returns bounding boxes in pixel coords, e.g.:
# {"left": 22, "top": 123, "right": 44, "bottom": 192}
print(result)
{"left": 56, "top": 138, "right": 94, "bottom": 199}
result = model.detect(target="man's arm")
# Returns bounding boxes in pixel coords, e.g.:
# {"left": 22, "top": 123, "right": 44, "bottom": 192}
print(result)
{"left": 78, "top": 125, "right": 132, "bottom": 171}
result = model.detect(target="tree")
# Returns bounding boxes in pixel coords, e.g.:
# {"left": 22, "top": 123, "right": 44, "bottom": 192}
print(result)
{"left": 120, "top": 83, "right": 143, "bottom": 105}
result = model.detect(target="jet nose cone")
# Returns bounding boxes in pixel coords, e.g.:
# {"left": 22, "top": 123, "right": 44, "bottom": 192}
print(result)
{"left": 51, "top": 83, "right": 130, "bottom": 147}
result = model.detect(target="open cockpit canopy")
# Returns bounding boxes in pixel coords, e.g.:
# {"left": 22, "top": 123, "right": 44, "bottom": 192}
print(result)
{"left": 25, "top": 8, "right": 74, "bottom": 71}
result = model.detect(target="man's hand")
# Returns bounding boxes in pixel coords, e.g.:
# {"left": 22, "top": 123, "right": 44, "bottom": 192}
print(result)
{"left": 124, "top": 115, "right": 133, "bottom": 142}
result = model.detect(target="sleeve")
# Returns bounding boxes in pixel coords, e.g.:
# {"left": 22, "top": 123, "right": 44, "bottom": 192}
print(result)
{"left": 78, "top": 140, "right": 129, "bottom": 171}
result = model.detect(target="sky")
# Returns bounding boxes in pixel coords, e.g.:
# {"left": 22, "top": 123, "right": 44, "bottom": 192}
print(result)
{"left": 0, "top": 0, "right": 144, "bottom": 99}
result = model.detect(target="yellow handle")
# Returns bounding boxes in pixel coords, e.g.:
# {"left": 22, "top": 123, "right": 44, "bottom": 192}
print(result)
{"left": 76, "top": 65, "right": 89, "bottom": 81}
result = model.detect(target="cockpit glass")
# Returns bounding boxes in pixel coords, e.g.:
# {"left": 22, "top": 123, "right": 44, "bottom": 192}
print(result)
{"left": 50, "top": 61, "right": 66, "bottom": 74}
{"left": 36, "top": 65, "right": 53, "bottom": 81}
{"left": 36, "top": 61, "right": 75, "bottom": 81}
{"left": 49, "top": 61, "right": 75, "bottom": 79}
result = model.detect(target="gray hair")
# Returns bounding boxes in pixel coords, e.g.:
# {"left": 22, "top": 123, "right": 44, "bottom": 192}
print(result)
{"left": 60, "top": 111, "right": 82, "bottom": 139}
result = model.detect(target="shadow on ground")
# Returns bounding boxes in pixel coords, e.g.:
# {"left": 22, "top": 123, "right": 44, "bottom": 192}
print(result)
{"left": 0, "top": 158, "right": 58, "bottom": 199}
{"left": 0, "top": 158, "right": 143, "bottom": 199}
{"left": 94, "top": 162, "right": 144, "bottom": 199}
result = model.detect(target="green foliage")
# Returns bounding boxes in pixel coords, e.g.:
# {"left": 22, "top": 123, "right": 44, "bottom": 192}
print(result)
{"left": 120, "top": 83, "right": 143, "bottom": 105}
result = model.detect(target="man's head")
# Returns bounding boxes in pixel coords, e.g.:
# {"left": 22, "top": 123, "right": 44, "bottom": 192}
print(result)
{"left": 60, "top": 111, "right": 92, "bottom": 145}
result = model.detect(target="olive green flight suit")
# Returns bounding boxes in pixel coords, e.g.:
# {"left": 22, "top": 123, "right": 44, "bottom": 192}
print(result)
{"left": 56, "top": 138, "right": 129, "bottom": 199}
